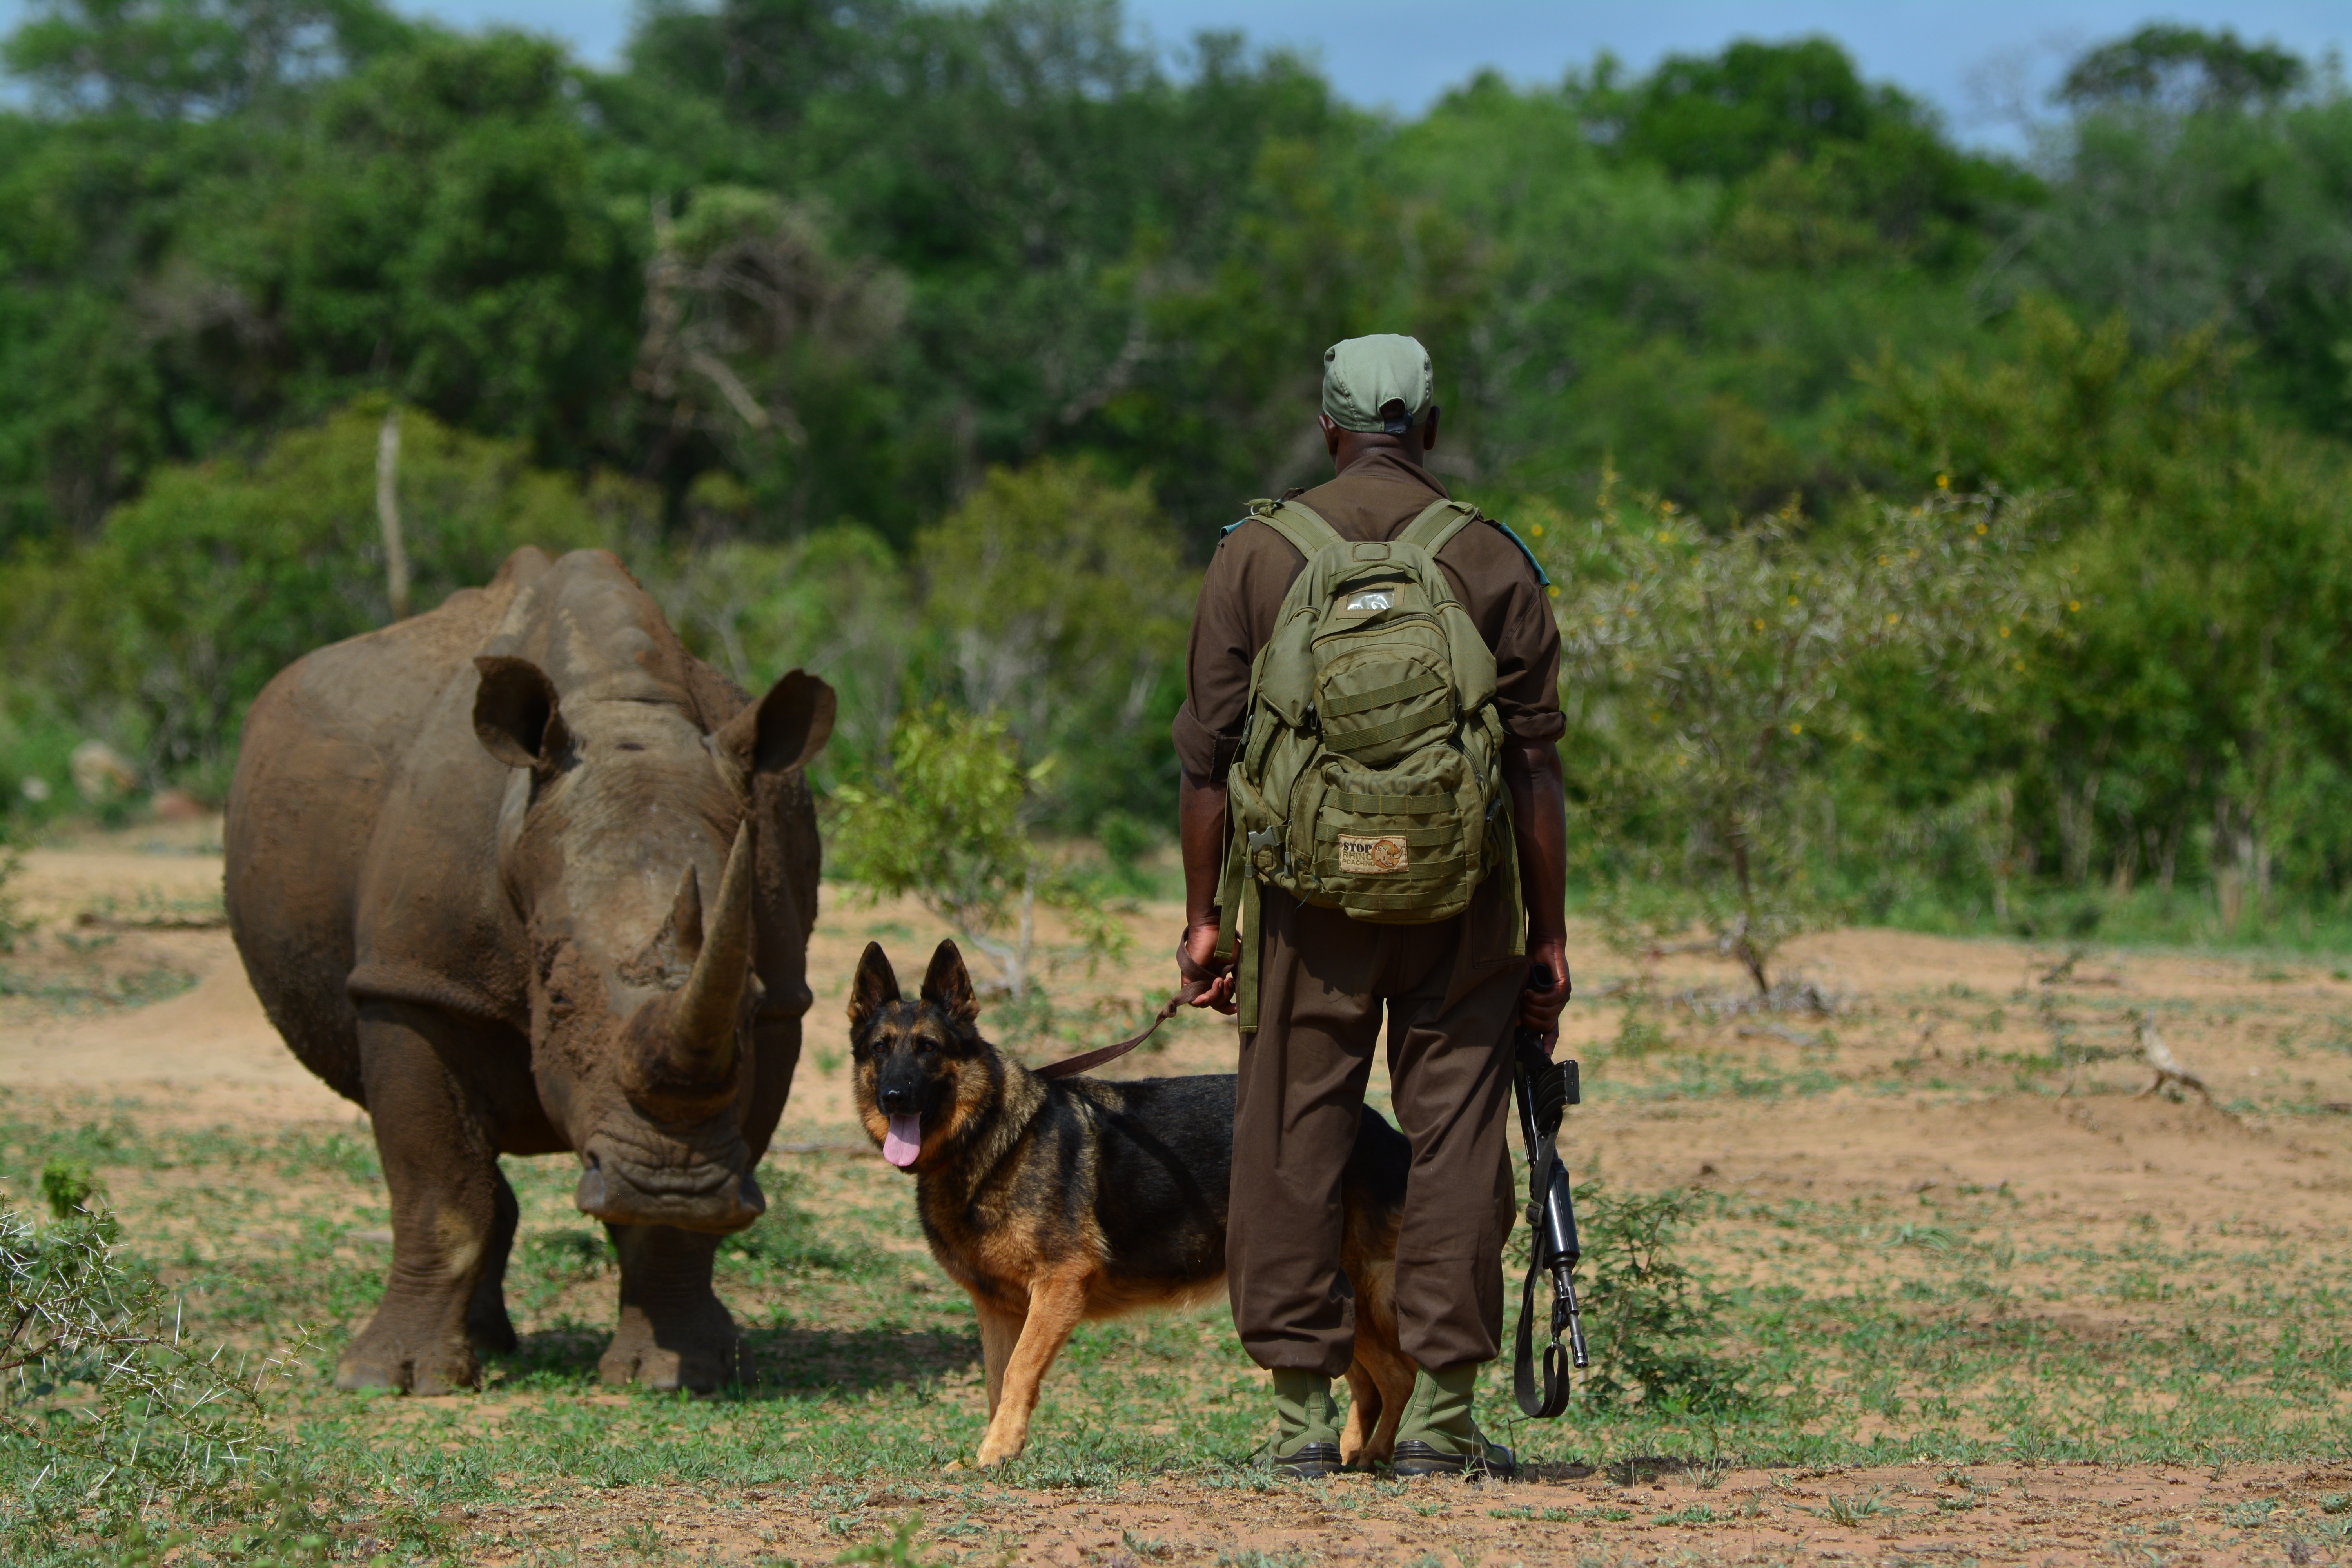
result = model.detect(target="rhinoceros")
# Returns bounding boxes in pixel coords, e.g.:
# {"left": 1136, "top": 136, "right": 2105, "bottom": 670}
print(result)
{"left": 225, "top": 546, "right": 833, "bottom": 1394}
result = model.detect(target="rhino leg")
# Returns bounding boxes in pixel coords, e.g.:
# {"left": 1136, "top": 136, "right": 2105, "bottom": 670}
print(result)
{"left": 339, "top": 1002, "right": 505, "bottom": 1395}
{"left": 599, "top": 1224, "right": 741, "bottom": 1393}
{"left": 464, "top": 1165, "right": 520, "bottom": 1356}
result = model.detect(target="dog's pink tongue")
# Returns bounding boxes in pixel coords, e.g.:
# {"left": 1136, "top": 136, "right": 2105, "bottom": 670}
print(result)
{"left": 882, "top": 1114, "right": 923, "bottom": 1169}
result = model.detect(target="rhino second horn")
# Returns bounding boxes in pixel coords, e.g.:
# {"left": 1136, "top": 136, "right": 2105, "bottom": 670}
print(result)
{"left": 671, "top": 821, "right": 755, "bottom": 1079}
{"left": 670, "top": 863, "right": 705, "bottom": 960}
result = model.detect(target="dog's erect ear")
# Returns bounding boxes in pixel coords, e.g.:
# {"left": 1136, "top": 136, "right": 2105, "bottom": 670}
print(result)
{"left": 849, "top": 942, "right": 899, "bottom": 1034}
{"left": 920, "top": 940, "right": 979, "bottom": 1027}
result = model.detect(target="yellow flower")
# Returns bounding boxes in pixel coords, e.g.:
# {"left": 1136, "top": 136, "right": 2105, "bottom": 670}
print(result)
{"left": 1936, "top": 472, "right": 1950, "bottom": 489}
{"left": 1786, "top": 595, "right": 1798, "bottom": 606}
{"left": 1752, "top": 617, "right": 1765, "bottom": 631}
{"left": 1547, "top": 585, "right": 1559, "bottom": 598}
{"left": 1998, "top": 626, "right": 2009, "bottom": 638}
{"left": 1975, "top": 523, "right": 1987, "bottom": 535}
{"left": 1886, "top": 612, "right": 1900, "bottom": 625}
{"left": 1789, "top": 723, "right": 1803, "bottom": 735}
{"left": 1530, "top": 523, "right": 1544, "bottom": 538}
{"left": 2068, "top": 600, "right": 2080, "bottom": 612}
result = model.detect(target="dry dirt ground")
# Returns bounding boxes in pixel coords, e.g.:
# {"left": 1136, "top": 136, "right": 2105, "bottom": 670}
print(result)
{"left": 6, "top": 823, "right": 2352, "bottom": 1565}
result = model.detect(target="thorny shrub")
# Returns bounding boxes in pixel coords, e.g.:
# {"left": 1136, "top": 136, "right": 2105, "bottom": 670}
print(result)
{"left": 1568, "top": 1183, "right": 1748, "bottom": 1412}
{"left": 0, "top": 1168, "right": 322, "bottom": 1561}
{"left": 1545, "top": 484, "right": 2065, "bottom": 995}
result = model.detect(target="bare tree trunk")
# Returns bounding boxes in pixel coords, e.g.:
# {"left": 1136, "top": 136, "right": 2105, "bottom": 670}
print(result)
{"left": 1989, "top": 780, "right": 2014, "bottom": 926}
{"left": 376, "top": 411, "right": 410, "bottom": 621}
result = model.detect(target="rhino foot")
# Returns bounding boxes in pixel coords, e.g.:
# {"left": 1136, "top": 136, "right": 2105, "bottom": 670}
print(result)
{"left": 335, "top": 1321, "right": 481, "bottom": 1396}
{"left": 466, "top": 1290, "right": 519, "bottom": 1356}
{"left": 599, "top": 1299, "right": 740, "bottom": 1393}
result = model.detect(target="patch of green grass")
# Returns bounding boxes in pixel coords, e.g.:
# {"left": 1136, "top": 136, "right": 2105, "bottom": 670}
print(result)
{"left": 0, "top": 962, "right": 196, "bottom": 1012}
{"left": 3, "top": 1043, "right": 2349, "bottom": 1565}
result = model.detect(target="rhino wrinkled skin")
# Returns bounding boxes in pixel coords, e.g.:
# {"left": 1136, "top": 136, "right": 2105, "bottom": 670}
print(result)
{"left": 225, "top": 547, "right": 833, "bottom": 1394}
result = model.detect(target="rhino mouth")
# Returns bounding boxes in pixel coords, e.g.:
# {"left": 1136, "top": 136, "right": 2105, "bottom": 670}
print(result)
{"left": 574, "top": 1120, "right": 765, "bottom": 1233}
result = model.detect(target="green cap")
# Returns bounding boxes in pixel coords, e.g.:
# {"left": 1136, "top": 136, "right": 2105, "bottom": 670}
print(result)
{"left": 1323, "top": 334, "right": 1434, "bottom": 434}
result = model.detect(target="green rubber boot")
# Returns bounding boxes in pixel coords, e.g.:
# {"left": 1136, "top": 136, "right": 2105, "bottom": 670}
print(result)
{"left": 1268, "top": 1368, "right": 1344, "bottom": 1478}
{"left": 1390, "top": 1363, "right": 1517, "bottom": 1479}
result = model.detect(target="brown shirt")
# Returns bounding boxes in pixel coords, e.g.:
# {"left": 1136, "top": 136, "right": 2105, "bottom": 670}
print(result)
{"left": 1173, "top": 450, "right": 1564, "bottom": 782}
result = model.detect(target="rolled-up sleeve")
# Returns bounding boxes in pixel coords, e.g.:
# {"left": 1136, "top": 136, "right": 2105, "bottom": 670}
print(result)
{"left": 1174, "top": 539, "right": 1256, "bottom": 783}
{"left": 1492, "top": 569, "right": 1565, "bottom": 745}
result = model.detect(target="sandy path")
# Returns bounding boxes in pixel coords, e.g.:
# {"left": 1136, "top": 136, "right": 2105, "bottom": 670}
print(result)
{"left": 458, "top": 1460, "right": 2351, "bottom": 1566}
{"left": 11, "top": 845, "right": 2352, "bottom": 1213}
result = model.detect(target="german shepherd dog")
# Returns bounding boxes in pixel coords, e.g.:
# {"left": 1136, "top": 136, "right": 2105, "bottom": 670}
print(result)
{"left": 849, "top": 939, "right": 1419, "bottom": 1468}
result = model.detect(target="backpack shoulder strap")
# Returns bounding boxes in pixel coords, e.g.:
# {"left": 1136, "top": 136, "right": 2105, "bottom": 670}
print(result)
{"left": 1398, "top": 497, "right": 1480, "bottom": 557}
{"left": 1249, "top": 498, "right": 1344, "bottom": 561}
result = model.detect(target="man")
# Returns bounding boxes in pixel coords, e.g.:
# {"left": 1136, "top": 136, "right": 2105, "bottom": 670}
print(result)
{"left": 1172, "top": 334, "right": 1571, "bottom": 1477}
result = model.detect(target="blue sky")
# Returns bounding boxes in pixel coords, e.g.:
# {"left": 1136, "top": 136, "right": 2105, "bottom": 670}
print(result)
{"left": 3, "top": 1, "right": 2345, "bottom": 148}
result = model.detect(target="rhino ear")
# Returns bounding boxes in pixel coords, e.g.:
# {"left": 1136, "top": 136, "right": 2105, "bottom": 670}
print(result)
{"left": 474, "top": 656, "right": 570, "bottom": 773}
{"left": 849, "top": 942, "right": 900, "bottom": 1035}
{"left": 920, "top": 940, "right": 979, "bottom": 1028}
{"left": 717, "top": 669, "right": 836, "bottom": 777}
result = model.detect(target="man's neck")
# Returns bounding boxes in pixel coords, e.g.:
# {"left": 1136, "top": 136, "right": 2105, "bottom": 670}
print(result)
{"left": 1330, "top": 434, "right": 1423, "bottom": 476}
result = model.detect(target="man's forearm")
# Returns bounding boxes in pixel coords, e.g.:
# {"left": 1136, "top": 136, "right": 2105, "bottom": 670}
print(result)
{"left": 1503, "top": 739, "right": 1568, "bottom": 942}
{"left": 1178, "top": 769, "right": 1229, "bottom": 929}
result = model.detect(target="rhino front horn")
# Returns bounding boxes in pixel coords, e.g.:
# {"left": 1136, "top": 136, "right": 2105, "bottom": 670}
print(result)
{"left": 670, "top": 821, "right": 755, "bottom": 1080}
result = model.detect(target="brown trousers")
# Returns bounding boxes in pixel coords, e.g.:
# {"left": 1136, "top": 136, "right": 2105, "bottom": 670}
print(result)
{"left": 1227, "top": 882, "right": 1523, "bottom": 1377}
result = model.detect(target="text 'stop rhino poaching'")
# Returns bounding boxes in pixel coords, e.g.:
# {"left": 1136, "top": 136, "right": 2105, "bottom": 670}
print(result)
{"left": 225, "top": 547, "right": 834, "bottom": 1394}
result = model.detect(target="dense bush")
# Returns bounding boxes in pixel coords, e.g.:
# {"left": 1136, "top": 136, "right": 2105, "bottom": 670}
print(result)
{"left": 4, "top": 3, "right": 2351, "bottom": 935}
{"left": 2, "top": 403, "right": 624, "bottom": 795}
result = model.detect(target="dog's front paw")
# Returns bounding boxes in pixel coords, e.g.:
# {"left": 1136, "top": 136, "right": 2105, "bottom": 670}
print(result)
{"left": 975, "top": 1429, "right": 1025, "bottom": 1467}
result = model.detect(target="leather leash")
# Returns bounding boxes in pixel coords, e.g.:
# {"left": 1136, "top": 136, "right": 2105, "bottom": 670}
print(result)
{"left": 1032, "top": 991, "right": 1186, "bottom": 1079}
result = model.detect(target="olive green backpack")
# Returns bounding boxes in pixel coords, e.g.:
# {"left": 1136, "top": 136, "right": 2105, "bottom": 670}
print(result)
{"left": 1216, "top": 496, "right": 1521, "bottom": 1027}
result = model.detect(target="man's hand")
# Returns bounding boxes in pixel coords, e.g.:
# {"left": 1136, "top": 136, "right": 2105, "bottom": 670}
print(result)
{"left": 1521, "top": 935, "right": 1571, "bottom": 1051}
{"left": 1178, "top": 920, "right": 1237, "bottom": 1014}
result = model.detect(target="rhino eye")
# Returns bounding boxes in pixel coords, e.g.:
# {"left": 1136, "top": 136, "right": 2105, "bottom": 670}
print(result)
{"left": 615, "top": 742, "right": 646, "bottom": 752}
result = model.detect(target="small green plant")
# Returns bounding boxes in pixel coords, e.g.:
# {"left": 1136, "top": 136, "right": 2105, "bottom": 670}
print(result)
{"left": 39, "top": 1157, "right": 97, "bottom": 1218}
{"left": 834, "top": 1514, "right": 936, "bottom": 1566}
{"left": 830, "top": 706, "right": 1131, "bottom": 1004}
{"left": 1573, "top": 1183, "right": 1748, "bottom": 1410}
{"left": 1820, "top": 1491, "right": 1897, "bottom": 1526}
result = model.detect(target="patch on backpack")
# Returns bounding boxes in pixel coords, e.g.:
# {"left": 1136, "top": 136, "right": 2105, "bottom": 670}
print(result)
{"left": 1336, "top": 834, "right": 1408, "bottom": 875}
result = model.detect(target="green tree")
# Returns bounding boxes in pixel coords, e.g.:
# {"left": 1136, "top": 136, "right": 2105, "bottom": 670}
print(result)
{"left": 1550, "top": 485, "right": 2051, "bottom": 993}
{"left": 1841, "top": 298, "right": 2352, "bottom": 924}
{"left": 911, "top": 458, "right": 1193, "bottom": 826}
{"left": 13, "top": 402, "right": 627, "bottom": 791}
{"left": 652, "top": 512, "right": 916, "bottom": 787}
{"left": 829, "top": 705, "right": 1125, "bottom": 1002}
{"left": 2021, "top": 44, "right": 2352, "bottom": 437}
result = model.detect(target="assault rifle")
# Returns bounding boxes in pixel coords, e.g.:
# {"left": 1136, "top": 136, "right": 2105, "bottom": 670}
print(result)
{"left": 1511, "top": 968, "right": 1589, "bottom": 1419}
